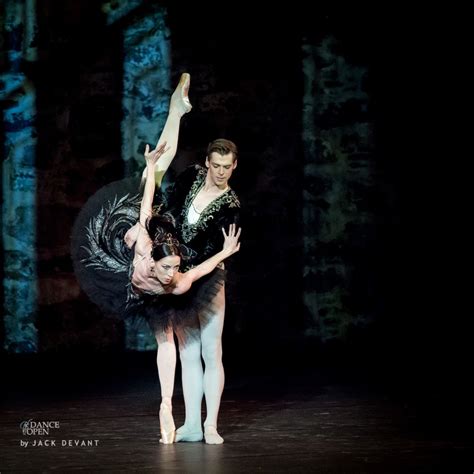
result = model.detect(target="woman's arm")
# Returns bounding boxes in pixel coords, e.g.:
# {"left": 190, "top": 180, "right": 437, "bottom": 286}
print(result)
{"left": 125, "top": 142, "right": 168, "bottom": 258}
{"left": 139, "top": 142, "right": 168, "bottom": 227}
{"left": 124, "top": 222, "right": 140, "bottom": 249}
{"left": 174, "top": 224, "right": 241, "bottom": 294}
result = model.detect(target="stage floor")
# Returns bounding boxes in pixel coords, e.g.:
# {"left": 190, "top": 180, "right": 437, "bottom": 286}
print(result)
{"left": 1, "top": 353, "right": 472, "bottom": 473}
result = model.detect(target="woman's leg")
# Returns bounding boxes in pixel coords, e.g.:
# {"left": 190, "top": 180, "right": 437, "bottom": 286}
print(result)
{"left": 142, "top": 73, "right": 192, "bottom": 186}
{"left": 155, "top": 328, "right": 177, "bottom": 443}
{"left": 174, "top": 325, "right": 204, "bottom": 442}
{"left": 201, "top": 285, "right": 226, "bottom": 444}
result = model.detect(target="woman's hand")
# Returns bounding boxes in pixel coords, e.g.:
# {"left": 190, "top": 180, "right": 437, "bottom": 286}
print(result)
{"left": 144, "top": 141, "right": 169, "bottom": 167}
{"left": 222, "top": 224, "right": 241, "bottom": 256}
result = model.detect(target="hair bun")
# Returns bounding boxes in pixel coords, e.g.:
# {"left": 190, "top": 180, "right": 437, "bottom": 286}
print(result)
{"left": 147, "top": 213, "right": 177, "bottom": 243}
{"left": 153, "top": 231, "right": 176, "bottom": 246}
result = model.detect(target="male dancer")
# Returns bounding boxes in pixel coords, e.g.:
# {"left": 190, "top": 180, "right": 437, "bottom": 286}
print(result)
{"left": 152, "top": 74, "right": 240, "bottom": 444}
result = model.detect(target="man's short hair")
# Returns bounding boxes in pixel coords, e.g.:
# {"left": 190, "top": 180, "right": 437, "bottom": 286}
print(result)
{"left": 207, "top": 139, "right": 238, "bottom": 162}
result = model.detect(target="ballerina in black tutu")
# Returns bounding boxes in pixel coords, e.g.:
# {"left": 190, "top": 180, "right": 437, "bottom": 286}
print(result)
{"left": 71, "top": 74, "right": 241, "bottom": 444}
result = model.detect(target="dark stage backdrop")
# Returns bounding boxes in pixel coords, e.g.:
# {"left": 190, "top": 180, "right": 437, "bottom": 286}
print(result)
{"left": 2, "top": 2, "right": 462, "bottom": 394}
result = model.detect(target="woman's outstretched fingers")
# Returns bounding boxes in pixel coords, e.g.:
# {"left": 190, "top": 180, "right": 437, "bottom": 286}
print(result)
{"left": 222, "top": 225, "right": 241, "bottom": 243}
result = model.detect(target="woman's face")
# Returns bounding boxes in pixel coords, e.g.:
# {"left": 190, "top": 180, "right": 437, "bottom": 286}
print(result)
{"left": 153, "top": 255, "right": 181, "bottom": 285}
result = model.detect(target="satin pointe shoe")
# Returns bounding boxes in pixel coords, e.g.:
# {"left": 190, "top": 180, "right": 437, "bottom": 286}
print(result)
{"left": 159, "top": 404, "right": 176, "bottom": 444}
{"left": 170, "top": 72, "right": 192, "bottom": 116}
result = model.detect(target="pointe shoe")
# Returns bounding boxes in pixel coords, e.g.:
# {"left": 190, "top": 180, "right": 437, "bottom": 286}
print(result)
{"left": 170, "top": 72, "right": 192, "bottom": 116}
{"left": 159, "top": 404, "right": 176, "bottom": 444}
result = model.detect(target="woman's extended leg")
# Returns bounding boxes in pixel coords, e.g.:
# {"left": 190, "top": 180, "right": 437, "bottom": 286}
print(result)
{"left": 142, "top": 73, "right": 192, "bottom": 186}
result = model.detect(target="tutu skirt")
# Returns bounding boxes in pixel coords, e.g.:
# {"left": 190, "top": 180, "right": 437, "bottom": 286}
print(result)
{"left": 71, "top": 177, "right": 225, "bottom": 332}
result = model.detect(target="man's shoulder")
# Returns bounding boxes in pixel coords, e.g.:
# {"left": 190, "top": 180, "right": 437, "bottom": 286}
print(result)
{"left": 174, "top": 164, "right": 205, "bottom": 186}
{"left": 181, "top": 163, "right": 205, "bottom": 176}
{"left": 227, "top": 189, "right": 240, "bottom": 208}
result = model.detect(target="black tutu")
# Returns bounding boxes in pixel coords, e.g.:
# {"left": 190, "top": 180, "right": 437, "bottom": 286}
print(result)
{"left": 71, "top": 176, "right": 225, "bottom": 332}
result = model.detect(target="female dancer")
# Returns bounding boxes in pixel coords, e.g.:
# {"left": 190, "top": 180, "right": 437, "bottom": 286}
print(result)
{"left": 71, "top": 74, "right": 240, "bottom": 444}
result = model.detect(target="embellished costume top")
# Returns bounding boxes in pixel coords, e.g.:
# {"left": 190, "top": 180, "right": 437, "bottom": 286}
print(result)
{"left": 165, "top": 165, "right": 240, "bottom": 271}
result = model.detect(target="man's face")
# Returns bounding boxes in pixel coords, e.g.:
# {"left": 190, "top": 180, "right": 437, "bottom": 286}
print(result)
{"left": 205, "top": 152, "right": 237, "bottom": 188}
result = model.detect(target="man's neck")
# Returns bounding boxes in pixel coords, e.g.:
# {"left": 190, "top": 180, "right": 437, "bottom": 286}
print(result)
{"left": 203, "top": 175, "right": 229, "bottom": 193}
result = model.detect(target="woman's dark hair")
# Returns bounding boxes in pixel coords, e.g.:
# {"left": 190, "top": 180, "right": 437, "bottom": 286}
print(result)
{"left": 146, "top": 213, "right": 182, "bottom": 261}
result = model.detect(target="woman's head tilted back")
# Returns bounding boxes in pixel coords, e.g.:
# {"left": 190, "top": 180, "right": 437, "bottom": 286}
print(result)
{"left": 147, "top": 213, "right": 182, "bottom": 285}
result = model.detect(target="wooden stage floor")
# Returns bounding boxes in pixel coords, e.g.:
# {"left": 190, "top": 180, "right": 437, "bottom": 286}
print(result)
{"left": 1, "top": 353, "right": 472, "bottom": 473}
